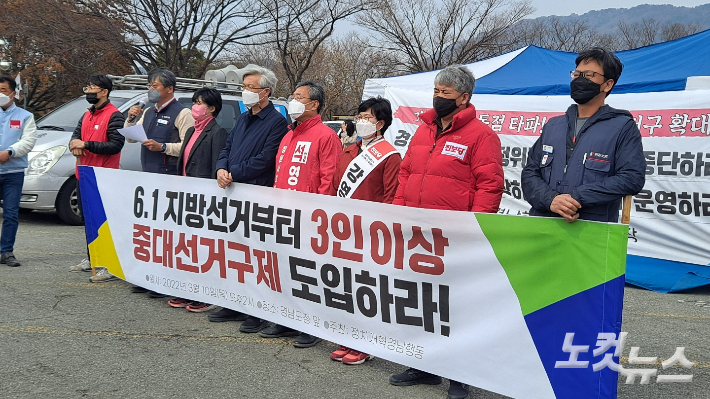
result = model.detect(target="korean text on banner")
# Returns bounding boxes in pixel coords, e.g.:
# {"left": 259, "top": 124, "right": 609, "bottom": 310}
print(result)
{"left": 78, "top": 166, "right": 628, "bottom": 399}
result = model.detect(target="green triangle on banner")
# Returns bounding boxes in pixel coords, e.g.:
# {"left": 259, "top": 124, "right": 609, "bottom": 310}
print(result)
{"left": 475, "top": 213, "right": 628, "bottom": 316}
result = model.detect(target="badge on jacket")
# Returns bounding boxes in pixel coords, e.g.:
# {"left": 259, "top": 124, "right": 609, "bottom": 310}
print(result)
{"left": 9, "top": 120, "right": 21, "bottom": 129}
{"left": 442, "top": 142, "right": 468, "bottom": 160}
{"left": 542, "top": 154, "right": 549, "bottom": 165}
{"left": 543, "top": 145, "right": 553, "bottom": 153}
{"left": 292, "top": 141, "right": 311, "bottom": 164}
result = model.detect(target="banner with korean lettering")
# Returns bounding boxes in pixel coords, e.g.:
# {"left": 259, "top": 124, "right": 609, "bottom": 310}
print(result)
{"left": 79, "top": 166, "right": 628, "bottom": 399}
{"left": 383, "top": 86, "right": 710, "bottom": 292}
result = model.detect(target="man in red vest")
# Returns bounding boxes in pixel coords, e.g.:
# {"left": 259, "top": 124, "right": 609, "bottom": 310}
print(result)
{"left": 68, "top": 75, "right": 125, "bottom": 282}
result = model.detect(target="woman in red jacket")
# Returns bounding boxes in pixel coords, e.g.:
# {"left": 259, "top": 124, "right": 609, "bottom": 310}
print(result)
{"left": 328, "top": 97, "right": 401, "bottom": 364}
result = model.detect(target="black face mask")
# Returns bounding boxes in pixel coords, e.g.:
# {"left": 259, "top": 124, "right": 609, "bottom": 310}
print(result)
{"left": 570, "top": 77, "right": 602, "bottom": 105}
{"left": 433, "top": 96, "right": 461, "bottom": 118}
{"left": 85, "top": 93, "right": 100, "bottom": 105}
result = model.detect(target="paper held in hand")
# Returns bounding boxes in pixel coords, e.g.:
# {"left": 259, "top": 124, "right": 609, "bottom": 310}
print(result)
{"left": 118, "top": 124, "right": 148, "bottom": 142}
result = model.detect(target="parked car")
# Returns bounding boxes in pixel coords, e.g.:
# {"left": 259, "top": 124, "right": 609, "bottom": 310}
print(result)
{"left": 323, "top": 120, "right": 343, "bottom": 133}
{"left": 22, "top": 77, "right": 288, "bottom": 225}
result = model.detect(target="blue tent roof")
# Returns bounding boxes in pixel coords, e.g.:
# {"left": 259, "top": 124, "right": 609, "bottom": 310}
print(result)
{"left": 475, "top": 29, "right": 710, "bottom": 95}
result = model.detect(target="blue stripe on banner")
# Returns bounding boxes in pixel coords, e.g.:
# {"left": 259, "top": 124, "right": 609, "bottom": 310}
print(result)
{"left": 626, "top": 255, "right": 710, "bottom": 293}
{"left": 523, "top": 275, "right": 626, "bottom": 399}
{"left": 77, "top": 166, "right": 107, "bottom": 244}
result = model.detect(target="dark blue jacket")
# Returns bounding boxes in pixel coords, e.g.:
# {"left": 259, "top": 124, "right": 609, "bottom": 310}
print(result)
{"left": 142, "top": 100, "right": 184, "bottom": 174}
{"left": 215, "top": 102, "right": 288, "bottom": 186}
{"left": 521, "top": 104, "right": 646, "bottom": 222}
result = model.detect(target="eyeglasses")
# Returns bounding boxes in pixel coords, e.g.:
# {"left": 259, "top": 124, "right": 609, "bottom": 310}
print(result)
{"left": 355, "top": 114, "right": 377, "bottom": 122}
{"left": 82, "top": 85, "right": 103, "bottom": 93}
{"left": 288, "top": 95, "right": 311, "bottom": 102}
{"left": 146, "top": 83, "right": 164, "bottom": 90}
{"left": 243, "top": 84, "right": 265, "bottom": 91}
{"left": 571, "top": 70, "right": 606, "bottom": 80}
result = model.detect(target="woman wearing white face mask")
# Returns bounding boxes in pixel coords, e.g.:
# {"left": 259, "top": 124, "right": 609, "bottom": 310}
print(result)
{"left": 327, "top": 97, "right": 401, "bottom": 365}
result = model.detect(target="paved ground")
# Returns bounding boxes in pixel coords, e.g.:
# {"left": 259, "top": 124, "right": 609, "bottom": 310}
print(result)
{"left": 0, "top": 211, "right": 708, "bottom": 399}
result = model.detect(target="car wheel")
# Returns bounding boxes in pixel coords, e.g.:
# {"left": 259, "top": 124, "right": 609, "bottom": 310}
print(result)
{"left": 56, "top": 177, "right": 84, "bottom": 225}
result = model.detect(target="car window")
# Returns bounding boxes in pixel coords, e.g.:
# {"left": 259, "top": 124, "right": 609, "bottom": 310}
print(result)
{"left": 36, "top": 96, "right": 129, "bottom": 132}
{"left": 324, "top": 122, "right": 341, "bottom": 132}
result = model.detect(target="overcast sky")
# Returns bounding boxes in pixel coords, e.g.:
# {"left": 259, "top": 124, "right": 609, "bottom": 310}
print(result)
{"left": 530, "top": 0, "right": 710, "bottom": 17}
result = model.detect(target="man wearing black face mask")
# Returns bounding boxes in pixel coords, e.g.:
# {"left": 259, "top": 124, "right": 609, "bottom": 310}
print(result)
{"left": 522, "top": 47, "right": 645, "bottom": 223}
{"left": 391, "top": 65, "right": 503, "bottom": 399}
{"left": 68, "top": 75, "right": 125, "bottom": 280}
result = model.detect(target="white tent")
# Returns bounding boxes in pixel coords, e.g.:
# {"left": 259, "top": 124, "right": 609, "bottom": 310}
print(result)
{"left": 362, "top": 33, "right": 710, "bottom": 292}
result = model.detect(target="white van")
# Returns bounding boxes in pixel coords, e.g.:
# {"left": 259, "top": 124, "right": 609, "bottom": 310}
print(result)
{"left": 22, "top": 75, "right": 289, "bottom": 225}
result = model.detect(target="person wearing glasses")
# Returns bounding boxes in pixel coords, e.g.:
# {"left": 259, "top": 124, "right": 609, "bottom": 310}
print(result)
{"left": 68, "top": 75, "right": 125, "bottom": 281}
{"left": 125, "top": 68, "right": 194, "bottom": 175}
{"left": 124, "top": 68, "right": 194, "bottom": 294}
{"left": 261, "top": 80, "right": 342, "bottom": 348}
{"left": 327, "top": 97, "right": 401, "bottom": 365}
{"left": 208, "top": 65, "right": 288, "bottom": 332}
{"left": 389, "top": 64, "right": 503, "bottom": 399}
{"left": 522, "top": 47, "right": 645, "bottom": 223}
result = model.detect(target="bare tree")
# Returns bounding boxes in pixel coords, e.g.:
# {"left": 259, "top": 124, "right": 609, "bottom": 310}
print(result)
{"left": 508, "top": 17, "right": 623, "bottom": 52}
{"left": 1, "top": 0, "right": 132, "bottom": 114}
{"left": 512, "top": 17, "right": 598, "bottom": 52}
{"left": 231, "top": 33, "right": 400, "bottom": 117}
{"left": 305, "top": 35, "right": 404, "bottom": 118}
{"left": 357, "top": 0, "right": 533, "bottom": 73}
{"left": 618, "top": 18, "right": 660, "bottom": 49}
{"left": 257, "top": 0, "right": 372, "bottom": 90}
{"left": 661, "top": 22, "right": 703, "bottom": 42}
{"left": 95, "top": 0, "right": 270, "bottom": 78}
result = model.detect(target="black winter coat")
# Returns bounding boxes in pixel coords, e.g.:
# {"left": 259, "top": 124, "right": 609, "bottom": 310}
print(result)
{"left": 176, "top": 119, "right": 229, "bottom": 179}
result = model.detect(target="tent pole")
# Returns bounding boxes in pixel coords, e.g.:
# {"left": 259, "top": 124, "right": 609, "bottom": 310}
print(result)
{"left": 621, "top": 195, "right": 632, "bottom": 225}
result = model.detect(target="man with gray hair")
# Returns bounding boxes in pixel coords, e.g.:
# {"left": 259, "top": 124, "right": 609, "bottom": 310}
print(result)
{"left": 259, "top": 80, "right": 341, "bottom": 348}
{"left": 123, "top": 68, "right": 194, "bottom": 290}
{"left": 125, "top": 68, "right": 194, "bottom": 175}
{"left": 390, "top": 64, "right": 504, "bottom": 399}
{"left": 208, "top": 65, "right": 289, "bottom": 331}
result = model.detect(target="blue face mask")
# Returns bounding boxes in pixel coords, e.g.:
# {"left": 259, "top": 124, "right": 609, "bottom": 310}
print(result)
{"left": 148, "top": 89, "right": 162, "bottom": 103}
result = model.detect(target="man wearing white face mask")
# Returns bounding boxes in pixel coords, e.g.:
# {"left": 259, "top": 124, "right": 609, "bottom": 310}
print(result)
{"left": 272, "top": 81, "right": 341, "bottom": 194}
{"left": 210, "top": 65, "right": 288, "bottom": 331}
{"left": 0, "top": 76, "right": 37, "bottom": 267}
{"left": 262, "top": 80, "right": 341, "bottom": 347}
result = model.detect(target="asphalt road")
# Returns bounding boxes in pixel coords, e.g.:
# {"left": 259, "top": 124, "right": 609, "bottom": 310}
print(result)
{"left": 0, "top": 211, "right": 708, "bottom": 399}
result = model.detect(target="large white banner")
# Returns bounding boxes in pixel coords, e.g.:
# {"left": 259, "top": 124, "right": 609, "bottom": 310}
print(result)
{"left": 381, "top": 87, "right": 710, "bottom": 268}
{"left": 79, "top": 167, "right": 631, "bottom": 399}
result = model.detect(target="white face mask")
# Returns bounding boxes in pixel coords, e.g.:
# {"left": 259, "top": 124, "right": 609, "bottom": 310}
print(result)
{"left": 242, "top": 89, "right": 265, "bottom": 108}
{"left": 355, "top": 119, "right": 378, "bottom": 137}
{"left": 288, "top": 99, "right": 307, "bottom": 120}
{"left": 0, "top": 93, "right": 11, "bottom": 107}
